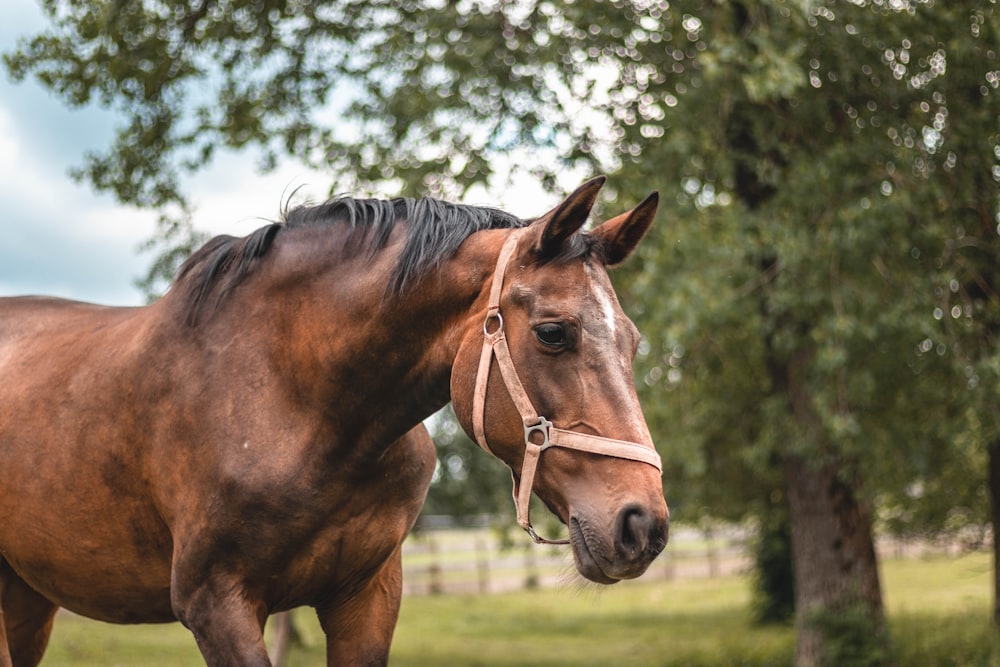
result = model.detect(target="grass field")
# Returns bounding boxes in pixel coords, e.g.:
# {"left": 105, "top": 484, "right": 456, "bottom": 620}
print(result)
{"left": 40, "top": 552, "right": 998, "bottom": 666}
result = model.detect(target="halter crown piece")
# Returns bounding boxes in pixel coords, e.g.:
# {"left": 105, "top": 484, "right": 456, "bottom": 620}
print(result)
{"left": 471, "top": 229, "right": 663, "bottom": 544}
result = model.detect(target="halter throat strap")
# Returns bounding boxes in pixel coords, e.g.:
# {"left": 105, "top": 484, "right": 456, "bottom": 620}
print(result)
{"left": 470, "top": 230, "right": 662, "bottom": 544}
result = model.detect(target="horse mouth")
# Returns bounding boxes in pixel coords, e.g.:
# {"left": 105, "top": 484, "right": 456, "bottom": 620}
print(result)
{"left": 569, "top": 518, "right": 619, "bottom": 585}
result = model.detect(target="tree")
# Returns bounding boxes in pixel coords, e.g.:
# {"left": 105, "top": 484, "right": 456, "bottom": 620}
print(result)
{"left": 7, "top": 2, "right": 997, "bottom": 664}
{"left": 615, "top": 4, "right": 997, "bottom": 663}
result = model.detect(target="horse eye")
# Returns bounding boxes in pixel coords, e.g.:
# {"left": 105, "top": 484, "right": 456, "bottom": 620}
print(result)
{"left": 534, "top": 323, "right": 567, "bottom": 348}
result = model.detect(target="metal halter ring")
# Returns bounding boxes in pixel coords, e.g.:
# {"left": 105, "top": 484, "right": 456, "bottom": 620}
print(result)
{"left": 483, "top": 311, "right": 504, "bottom": 337}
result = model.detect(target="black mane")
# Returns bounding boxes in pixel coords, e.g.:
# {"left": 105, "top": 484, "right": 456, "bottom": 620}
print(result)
{"left": 173, "top": 195, "right": 529, "bottom": 323}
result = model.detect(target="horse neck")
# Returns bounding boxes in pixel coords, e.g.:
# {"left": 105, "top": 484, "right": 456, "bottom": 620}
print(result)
{"left": 209, "top": 226, "right": 501, "bottom": 449}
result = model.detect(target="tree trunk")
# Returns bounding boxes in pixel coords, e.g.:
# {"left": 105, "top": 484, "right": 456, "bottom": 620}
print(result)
{"left": 988, "top": 439, "right": 1000, "bottom": 628}
{"left": 784, "top": 455, "right": 889, "bottom": 667}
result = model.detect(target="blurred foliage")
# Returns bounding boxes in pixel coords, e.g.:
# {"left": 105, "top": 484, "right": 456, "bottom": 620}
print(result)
{"left": 752, "top": 500, "right": 795, "bottom": 626}
{"left": 809, "top": 600, "right": 892, "bottom": 667}
{"left": 419, "top": 406, "right": 512, "bottom": 521}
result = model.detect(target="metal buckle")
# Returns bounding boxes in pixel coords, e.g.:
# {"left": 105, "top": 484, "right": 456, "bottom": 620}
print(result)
{"left": 523, "top": 416, "right": 552, "bottom": 448}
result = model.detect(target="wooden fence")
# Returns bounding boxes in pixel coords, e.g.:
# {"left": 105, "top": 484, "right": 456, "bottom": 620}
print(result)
{"left": 400, "top": 521, "right": 751, "bottom": 596}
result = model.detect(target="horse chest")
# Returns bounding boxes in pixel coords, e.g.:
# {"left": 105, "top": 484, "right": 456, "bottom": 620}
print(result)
{"left": 189, "top": 428, "right": 435, "bottom": 609}
{"left": 296, "top": 455, "right": 432, "bottom": 590}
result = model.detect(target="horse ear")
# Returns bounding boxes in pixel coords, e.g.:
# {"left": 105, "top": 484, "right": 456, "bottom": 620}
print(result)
{"left": 591, "top": 191, "right": 659, "bottom": 266}
{"left": 533, "top": 176, "right": 606, "bottom": 259}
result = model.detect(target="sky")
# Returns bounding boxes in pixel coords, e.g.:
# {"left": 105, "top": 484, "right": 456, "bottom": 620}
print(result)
{"left": 0, "top": 4, "right": 560, "bottom": 307}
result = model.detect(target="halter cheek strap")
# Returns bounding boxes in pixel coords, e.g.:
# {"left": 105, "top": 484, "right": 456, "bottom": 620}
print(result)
{"left": 471, "top": 230, "right": 663, "bottom": 544}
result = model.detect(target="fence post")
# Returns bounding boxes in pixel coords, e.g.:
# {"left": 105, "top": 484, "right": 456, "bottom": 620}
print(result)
{"left": 475, "top": 534, "right": 490, "bottom": 594}
{"left": 523, "top": 544, "right": 539, "bottom": 590}
{"left": 429, "top": 536, "right": 443, "bottom": 595}
{"left": 704, "top": 525, "right": 719, "bottom": 578}
{"left": 663, "top": 549, "right": 675, "bottom": 581}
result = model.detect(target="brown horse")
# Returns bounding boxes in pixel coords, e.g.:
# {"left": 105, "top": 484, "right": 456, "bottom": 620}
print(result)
{"left": 0, "top": 177, "right": 668, "bottom": 666}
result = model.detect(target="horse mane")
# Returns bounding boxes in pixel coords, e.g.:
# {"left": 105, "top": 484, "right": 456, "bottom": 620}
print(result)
{"left": 173, "top": 195, "right": 530, "bottom": 324}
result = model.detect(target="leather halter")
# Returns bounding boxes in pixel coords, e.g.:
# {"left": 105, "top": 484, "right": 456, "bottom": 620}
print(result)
{"left": 471, "top": 229, "right": 663, "bottom": 544}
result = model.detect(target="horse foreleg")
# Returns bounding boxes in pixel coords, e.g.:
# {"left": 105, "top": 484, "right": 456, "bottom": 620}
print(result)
{"left": 317, "top": 545, "right": 405, "bottom": 667}
{"left": 170, "top": 572, "right": 271, "bottom": 667}
{"left": 0, "top": 562, "right": 58, "bottom": 667}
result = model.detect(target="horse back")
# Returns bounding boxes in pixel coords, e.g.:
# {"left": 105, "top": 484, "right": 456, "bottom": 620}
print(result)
{"left": 0, "top": 294, "right": 137, "bottom": 343}
{"left": 0, "top": 295, "right": 152, "bottom": 408}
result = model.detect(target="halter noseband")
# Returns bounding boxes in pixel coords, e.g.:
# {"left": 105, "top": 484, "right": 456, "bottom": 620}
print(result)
{"left": 470, "top": 229, "right": 663, "bottom": 544}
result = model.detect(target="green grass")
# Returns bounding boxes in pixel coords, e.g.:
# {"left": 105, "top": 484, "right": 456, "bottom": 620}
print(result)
{"left": 882, "top": 553, "right": 999, "bottom": 667}
{"left": 389, "top": 577, "right": 793, "bottom": 667}
{"left": 39, "top": 552, "right": 998, "bottom": 666}
{"left": 43, "top": 620, "right": 201, "bottom": 666}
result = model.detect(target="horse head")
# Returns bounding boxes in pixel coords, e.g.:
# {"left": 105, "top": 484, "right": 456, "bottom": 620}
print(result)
{"left": 451, "top": 177, "right": 669, "bottom": 584}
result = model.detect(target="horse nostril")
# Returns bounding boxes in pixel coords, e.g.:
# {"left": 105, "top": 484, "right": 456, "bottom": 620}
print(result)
{"left": 617, "top": 503, "right": 653, "bottom": 557}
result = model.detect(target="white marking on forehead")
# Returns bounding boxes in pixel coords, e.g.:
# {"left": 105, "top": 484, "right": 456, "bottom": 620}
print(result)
{"left": 583, "top": 263, "right": 652, "bottom": 445}
{"left": 585, "top": 263, "right": 617, "bottom": 337}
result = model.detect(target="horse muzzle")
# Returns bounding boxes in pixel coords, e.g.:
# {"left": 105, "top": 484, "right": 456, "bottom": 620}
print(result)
{"left": 569, "top": 501, "right": 669, "bottom": 584}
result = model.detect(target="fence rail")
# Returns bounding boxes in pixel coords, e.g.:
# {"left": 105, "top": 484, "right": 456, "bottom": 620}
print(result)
{"left": 399, "top": 519, "right": 975, "bottom": 597}
{"left": 400, "top": 523, "right": 751, "bottom": 596}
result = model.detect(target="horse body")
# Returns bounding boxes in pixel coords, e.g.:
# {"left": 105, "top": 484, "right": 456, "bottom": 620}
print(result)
{"left": 0, "top": 178, "right": 668, "bottom": 666}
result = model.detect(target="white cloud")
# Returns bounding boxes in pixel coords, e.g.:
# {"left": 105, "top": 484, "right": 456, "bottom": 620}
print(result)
{"left": 0, "top": 98, "right": 156, "bottom": 305}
